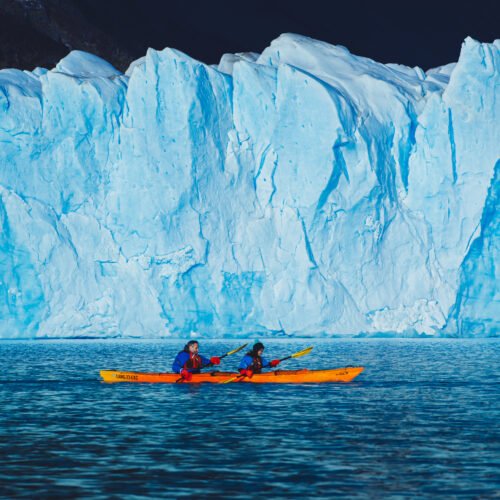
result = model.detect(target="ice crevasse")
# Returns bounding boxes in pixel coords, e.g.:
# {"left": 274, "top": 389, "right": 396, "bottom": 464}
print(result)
{"left": 0, "top": 34, "right": 498, "bottom": 338}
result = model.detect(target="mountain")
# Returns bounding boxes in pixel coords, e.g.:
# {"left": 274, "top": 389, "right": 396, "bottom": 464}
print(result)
{"left": 0, "top": 0, "right": 136, "bottom": 71}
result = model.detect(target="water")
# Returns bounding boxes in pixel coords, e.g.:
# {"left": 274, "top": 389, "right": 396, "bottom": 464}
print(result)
{"left": 0, "top": 338, "right": 499, "bottom": 499}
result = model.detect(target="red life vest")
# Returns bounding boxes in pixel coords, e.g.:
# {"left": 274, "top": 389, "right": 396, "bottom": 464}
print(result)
{"left": 184, "top": 353, "right": 203, "bottom": 371}
{"left": 249, "top": 354, "right": 263, "bottom": 374}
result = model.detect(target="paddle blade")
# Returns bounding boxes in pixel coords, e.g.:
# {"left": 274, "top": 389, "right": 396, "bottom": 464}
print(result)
{"left": 290, "top": 346, "right": 314, "bottom": 359}
{"left": 220, "top": 375, "right": 243, "bottom": 384}
{"left": 225, "top": 343, "right": 248, "bottom": 357}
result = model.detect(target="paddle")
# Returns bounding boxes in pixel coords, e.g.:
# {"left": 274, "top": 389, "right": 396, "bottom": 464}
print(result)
{"left": 219, "top": 345, "right": 314, "bottom": 384}
{"left": 175, "top": 343, "right": 248, "bottom": 383}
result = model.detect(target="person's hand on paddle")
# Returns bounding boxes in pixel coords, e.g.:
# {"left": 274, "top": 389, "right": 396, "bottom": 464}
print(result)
{"left": 209, "top": 356, "right": 221, "bottom": 366}
{"left": 269, "top": 359, "right": 280, "bottom": 367}
{"left": 239, "top": 368, "right": 253, "bottom": 378}
{"left": 180, "top": 369, "right": 192, "bottom": 381}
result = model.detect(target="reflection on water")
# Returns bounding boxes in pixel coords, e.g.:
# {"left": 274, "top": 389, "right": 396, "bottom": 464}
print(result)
{"left": 0, "top": 338, "right": 499, "bottom": 498}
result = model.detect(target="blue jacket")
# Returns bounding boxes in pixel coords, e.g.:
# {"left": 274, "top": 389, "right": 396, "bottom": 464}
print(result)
{"left": 172, "top": 351, "right": 211, "bottom": 374}
{"left": 238, "top": 354, "right": 270, "bottom": 371}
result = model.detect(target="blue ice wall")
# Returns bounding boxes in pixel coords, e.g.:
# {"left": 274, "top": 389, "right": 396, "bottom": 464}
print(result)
{"left": 0, "top": 36, "right": 498, "bottom": 338}
{"left": 445, "top": 160, "right": 499, "bottom": 337}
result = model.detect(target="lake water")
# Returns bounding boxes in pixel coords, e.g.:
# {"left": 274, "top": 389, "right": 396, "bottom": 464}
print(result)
{"left": 0, "top": 338, "right": 499, "bottom": 498}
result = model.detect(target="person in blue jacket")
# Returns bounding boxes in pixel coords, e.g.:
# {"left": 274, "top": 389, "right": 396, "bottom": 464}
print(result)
{"left": 238, "top": 342, "right": 280, "bottom": 378}
{"left": 172, "top": 340, "right": 220, "bottom": 381}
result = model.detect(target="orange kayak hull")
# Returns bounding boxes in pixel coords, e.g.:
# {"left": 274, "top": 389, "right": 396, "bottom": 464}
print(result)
{"left": 100, "top": 367, "right": 364, "bottom": 384}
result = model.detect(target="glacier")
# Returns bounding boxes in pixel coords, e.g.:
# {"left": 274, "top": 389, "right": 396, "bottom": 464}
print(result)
{"left": 0, "top": 34, "right": 498, "bottom": 339}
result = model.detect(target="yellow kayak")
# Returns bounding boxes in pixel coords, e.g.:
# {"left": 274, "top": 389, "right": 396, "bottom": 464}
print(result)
{"left": 100, "top": 367, "right": 364, "bottom": 384}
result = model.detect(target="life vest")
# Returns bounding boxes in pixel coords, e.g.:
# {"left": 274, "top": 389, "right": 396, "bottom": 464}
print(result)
{"left": 248, "top": 354, "right": 263, "bottom": 374}
{"left": 183, "top": 352, "right": 203, "bottom": 372}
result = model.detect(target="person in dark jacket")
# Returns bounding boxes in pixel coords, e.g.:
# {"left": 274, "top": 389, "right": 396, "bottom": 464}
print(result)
{"left": 172, "top": 340, "right": 220, "bottom": 381}
{"left": 238, "top": 342, "right": 280, "bottom": 378}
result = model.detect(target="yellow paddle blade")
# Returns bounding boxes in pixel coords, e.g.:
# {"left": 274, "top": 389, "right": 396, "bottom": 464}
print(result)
{"left": 289, "top": 346, "right": 313, "bottom": 359}
{"left": 226, "top": 343, "right": 248, "bottom": 357}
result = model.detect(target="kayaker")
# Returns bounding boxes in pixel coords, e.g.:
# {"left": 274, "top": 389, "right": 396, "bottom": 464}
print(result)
{"left": 172, "top": 340, "right": 221, "bottom": 381}
{"left": 238, "top": 342, "right": 280, "bottom": 378}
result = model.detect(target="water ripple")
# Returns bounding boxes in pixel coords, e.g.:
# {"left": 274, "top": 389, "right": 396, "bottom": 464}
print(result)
{"left": 0, "top": 338, "right": 499, "bottom": 498}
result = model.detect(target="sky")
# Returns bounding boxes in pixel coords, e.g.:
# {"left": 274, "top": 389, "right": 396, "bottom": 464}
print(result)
{"left": 0, "top": 0, "right": 497, "bottom": 72}
{"left": 80, "top": 0, "right": 499, "bottom": 70}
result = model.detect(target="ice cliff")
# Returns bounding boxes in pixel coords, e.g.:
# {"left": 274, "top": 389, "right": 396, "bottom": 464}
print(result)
{"left": 0, "top": 34, "right": 498, "bottom": 338}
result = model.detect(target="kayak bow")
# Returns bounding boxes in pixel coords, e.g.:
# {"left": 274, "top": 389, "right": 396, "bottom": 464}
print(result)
{"left": 100, "top": 367, "right": 364, "bottom": 384}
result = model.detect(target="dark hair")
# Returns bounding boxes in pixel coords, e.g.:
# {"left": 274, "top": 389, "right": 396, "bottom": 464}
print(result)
{"left": 248, "top": 342, "right": 265, "bottom": 356}
{"left": 184, "top": 340, "right": 199, "bottom": 352}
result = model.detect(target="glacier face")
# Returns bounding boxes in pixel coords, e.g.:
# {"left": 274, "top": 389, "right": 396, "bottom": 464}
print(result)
{"left": 0, "top": 35, "right": 498, "bottom": 339}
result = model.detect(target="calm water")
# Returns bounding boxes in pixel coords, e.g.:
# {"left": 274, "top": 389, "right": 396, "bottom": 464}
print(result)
{"left": 0, "top": 338, "right": 499, "bottom": 499}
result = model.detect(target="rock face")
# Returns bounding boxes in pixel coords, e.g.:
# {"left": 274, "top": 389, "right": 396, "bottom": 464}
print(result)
{"left": 0, "top": 0, "right": 135, "bottom": 71}
{"left": 0, "top": 34, "right": 498, "bottom": 338}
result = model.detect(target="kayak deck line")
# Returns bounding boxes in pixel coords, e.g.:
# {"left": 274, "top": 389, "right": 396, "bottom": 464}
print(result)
{"left": 99, "top": 367, "right": 364, "bottom": 384}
